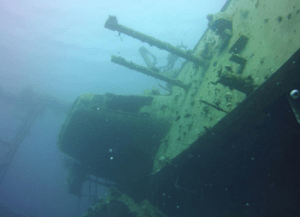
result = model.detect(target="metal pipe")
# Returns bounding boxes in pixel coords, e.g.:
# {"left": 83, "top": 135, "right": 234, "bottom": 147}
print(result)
{"left": 111, "top": 55, "right": 190, "bottom": 90}
{"left": 105, "top": 16, "right": 206, "bottom": 66}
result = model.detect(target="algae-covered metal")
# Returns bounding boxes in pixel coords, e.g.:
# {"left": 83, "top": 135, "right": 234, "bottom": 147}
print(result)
{"left": 82, "top": 187, "right": 166, "bottom": 217}
{"left": 58, "top": 0, "right": 300, "bottom": 216}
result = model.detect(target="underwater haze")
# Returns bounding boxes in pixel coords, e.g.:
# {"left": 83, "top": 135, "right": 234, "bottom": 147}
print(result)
{"left": 0, "top": 0, "right": 226, "bottom": 216}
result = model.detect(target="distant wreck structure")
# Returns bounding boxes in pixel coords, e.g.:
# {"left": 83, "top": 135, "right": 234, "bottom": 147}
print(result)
{"left": 0, "top": 86, "right": 70, "bottom": 185}
{"left": 58, "top": 0, "right": 300, "bottom": 216}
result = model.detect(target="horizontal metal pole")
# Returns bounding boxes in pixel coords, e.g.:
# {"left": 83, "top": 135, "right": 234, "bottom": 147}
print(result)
{"left": 105, "top": 16, "right": 206, "bottom": 66}
{"left": 111, "top": 55, "right": 190, "bottom": 90}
